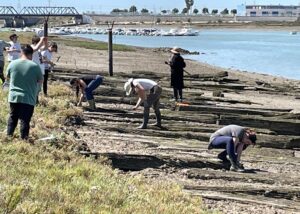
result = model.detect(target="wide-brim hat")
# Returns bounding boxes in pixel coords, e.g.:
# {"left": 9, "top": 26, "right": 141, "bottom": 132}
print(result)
{"left": 124, "top": 78, "right": 134, "bottom": 96}
{"left": 170, "top": 47, "right": 180, "bottom": 54}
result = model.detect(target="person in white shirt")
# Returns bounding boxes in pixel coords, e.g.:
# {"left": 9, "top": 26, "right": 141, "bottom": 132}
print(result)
{"left": 31, "top": 36, "right": 46, "bottom": 74}
{"left": 6, "top": 34, "right": 21, "bottom": 62}
{"left": 41, "top": 42, "right": 57, "bottom": 96}
{"left": 31, "top": 36, "right": 47, "bottom": 103}
{"left": 124, "top": 78, "right": 162, "bottom": 129}
{"left": 0, "top": 40, "right": 10, "bottom": 84}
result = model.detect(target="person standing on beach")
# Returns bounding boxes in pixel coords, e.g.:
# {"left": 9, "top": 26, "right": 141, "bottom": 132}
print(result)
{"left": 41, "top": 42, "right": 57, "bottom": 96}
{"left": 6, "top": 34, "right": 21, "bottom": 62}
{"left": 6, "top": 44, "right": 43, "bottom": 140}
{"left": 208, "top": 125, "right": 257, "bottom": 172}
{"left": 70, "top": 75, "right": 103, "bottom": 110}
{"left": 124, "top": 78, "right": 162, "bottom": 129}
{"left": 0, "top": 39, "right": 10, "bottom": 84}
{"left": 165, "top": 47, "right": 186, "bottom": 102}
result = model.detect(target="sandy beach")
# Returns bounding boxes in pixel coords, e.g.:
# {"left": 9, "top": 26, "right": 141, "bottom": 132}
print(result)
{"left": 56, "top": 42, "right": 300, "bottom": 112}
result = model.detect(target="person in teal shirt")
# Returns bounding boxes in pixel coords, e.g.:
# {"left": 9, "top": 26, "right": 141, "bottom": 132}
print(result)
{"left": 6, "top": 44, "right": 43, "bottom": 140}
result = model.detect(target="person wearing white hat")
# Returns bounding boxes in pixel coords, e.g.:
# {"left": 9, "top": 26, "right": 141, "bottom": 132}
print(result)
{"left": 165, "top": 47, "right": 186, "bottom": 102}
{"left": 124, "top": 78, "right": 162, "bottom": 129}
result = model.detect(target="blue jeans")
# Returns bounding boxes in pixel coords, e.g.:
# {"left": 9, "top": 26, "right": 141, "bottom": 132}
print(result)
{"left": 210, "top": 136, "right": 237, "bottom": 163}
{"left": 85, "top": 75, "right": 102, "bottom": 100}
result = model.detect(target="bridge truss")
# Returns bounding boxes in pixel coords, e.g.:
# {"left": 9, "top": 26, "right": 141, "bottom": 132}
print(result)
{"left": 0, "top": 6, "right": 18, "bottom": 15}
{"left": 0, "top": 6, "right": 80, "bottom": 16}
{"left": 19, "top": 6, "right": 79, "bottom": 16}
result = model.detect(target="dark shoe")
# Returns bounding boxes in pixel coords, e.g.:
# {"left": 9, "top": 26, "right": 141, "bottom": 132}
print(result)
{"left": 87, "top": 100, "right": 96, "bottom": 110}
{"left": 237, "top": 162, "right": 245, "bottom": 170}
{"left": 230, "top": 164, "right": 245, "bottom": 172}
{"left": 229, "top": 158, "right": 244, "bottom": 172}
{"left": 208, "top": 143, "right": 213, "bottom": 150}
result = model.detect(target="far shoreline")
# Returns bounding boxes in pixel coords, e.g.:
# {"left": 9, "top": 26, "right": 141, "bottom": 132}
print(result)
{"left": 65, "top": 33, "right": 300, "bottom": 83}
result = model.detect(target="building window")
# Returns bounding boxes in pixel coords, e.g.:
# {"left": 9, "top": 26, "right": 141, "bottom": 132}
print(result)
{"left": 272, "top": 11, "right": 279, "bottom": 16}
{"left": 250, "top": 11, "right": 256, "bottom": 16}
{"left": 262, "top": 11, "right": 269, "bottom": 16}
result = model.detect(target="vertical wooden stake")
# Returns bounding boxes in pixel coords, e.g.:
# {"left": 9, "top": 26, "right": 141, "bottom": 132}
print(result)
{"left": 108, "top": 21, "right": 114, "bottom": 76}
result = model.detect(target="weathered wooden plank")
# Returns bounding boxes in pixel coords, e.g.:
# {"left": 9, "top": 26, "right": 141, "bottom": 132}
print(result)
{"left": 184, "top": 185, "right": 300, "bottom": 201}
{"left": 176, "top": 105, "right": 287, "bottom": 117}
{"left": 78, "top": 151, "right": 227, "bottom": 171}
{"left": 187, "top": 191, "right": 300, "bottom": 211}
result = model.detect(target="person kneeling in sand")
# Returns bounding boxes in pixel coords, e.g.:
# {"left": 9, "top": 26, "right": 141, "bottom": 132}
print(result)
{"left": 70, "top": 75, "right": 103, "bottom": 110}
{"left": 124, "top": 78, "right": 162, "bottom": 129}
{"left": 208, "top": 125, "right": 257, "bottom": 172}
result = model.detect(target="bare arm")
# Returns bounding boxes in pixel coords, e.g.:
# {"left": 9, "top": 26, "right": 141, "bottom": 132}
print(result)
{"left": 77, "top": 80, "right": 87, "bottom": 106}
{"left": 133, "top": 83, "right": 146, "bottom": 110}
{"left": 236, "top": 143, "right": 244, "bottom": 162}
{"left": 77, "top": 93, "right": 84, "bottom": 106}
{"left": 32, "top": 37, "right": 46, "bottom": 52}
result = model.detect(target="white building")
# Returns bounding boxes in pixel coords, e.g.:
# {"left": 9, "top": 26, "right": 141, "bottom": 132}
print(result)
{"left": 246, "top": 5, "right": 300, "bottom": 17}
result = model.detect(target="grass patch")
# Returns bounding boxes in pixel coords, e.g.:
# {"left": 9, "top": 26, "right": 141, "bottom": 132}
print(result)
{"left": 0, "top": 31, "right": 134, "bottom": 52}
{"left": 0, "top": 32, "right": 34, "bottom": 44}
{"left": 0, "top": 83, "right": 208, "bottom": 213}
{"left": 54, "top": 36, "right": 134, "bottom": 51}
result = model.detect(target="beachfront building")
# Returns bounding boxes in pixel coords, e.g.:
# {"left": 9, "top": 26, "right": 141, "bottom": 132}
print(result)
{"left": 246, "top": 5, "right": 300, "bottom": 17}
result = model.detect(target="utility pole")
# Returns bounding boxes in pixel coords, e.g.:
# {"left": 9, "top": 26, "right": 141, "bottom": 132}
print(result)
{"left": 48, "top": 0, "right": 51, "bottom": 7}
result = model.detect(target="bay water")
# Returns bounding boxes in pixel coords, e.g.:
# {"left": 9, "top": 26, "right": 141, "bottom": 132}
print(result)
{"left": 73, "top": 29, "right": 300, "bottom": 80}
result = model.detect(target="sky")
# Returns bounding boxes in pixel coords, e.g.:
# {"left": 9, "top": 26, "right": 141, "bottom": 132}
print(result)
{"left": 3, "top": 0, "right": 300, "bottom": 13}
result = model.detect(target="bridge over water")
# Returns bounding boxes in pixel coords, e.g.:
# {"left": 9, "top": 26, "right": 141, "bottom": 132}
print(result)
{"left": 0, "top": 6, "right": 83, "bottom": 27}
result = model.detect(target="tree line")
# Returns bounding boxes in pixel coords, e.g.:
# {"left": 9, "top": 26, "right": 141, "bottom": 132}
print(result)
{"left": 111, "top": 6, "right": 237, "bottom": 15}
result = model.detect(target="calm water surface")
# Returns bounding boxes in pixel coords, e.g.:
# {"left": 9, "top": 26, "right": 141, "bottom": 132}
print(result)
{"left": 73, "top": 29, "right": 300, "bottom": 79}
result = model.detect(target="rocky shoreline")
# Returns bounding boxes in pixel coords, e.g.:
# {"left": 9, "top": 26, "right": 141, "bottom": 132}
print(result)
{"left": 53, "top": 41, "right": 300, "bottom": 213}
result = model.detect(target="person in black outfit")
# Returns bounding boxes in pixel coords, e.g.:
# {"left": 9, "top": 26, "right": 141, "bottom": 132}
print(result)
{"left": 70, "top": 75, "right": 103, "bottom": 110}
{"left": 165, "top": 47, "right": 186, "bottom": 102}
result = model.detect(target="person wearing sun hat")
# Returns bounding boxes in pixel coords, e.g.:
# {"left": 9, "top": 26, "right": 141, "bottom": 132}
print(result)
{"left": 208, "top": 125, "right": 257, "bottom": 172}
{"left": 165, "top": 46, "right": 186, "bottom": 102}
{"left": 124, "top": 78, "right": 162, "bottom": 129}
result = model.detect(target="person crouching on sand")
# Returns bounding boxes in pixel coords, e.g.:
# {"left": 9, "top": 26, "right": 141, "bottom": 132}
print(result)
{"left": 70, "top": 75, "right": 103, "bottom": 110}
{"left": 124, "top": 78, "right": 162, "bottom": 129}
{"left": 208, "top": 125, "right": 257, "bottom": 172}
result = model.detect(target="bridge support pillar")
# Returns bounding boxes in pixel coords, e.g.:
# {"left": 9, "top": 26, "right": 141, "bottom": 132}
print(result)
{"left": 13, "top": 17, "right": 25, "bottom": 28}
{"left": 4, "top": 18, "right": 14, "bottom": 27}
{"left": 74, "top": 15, "right": 83, "bottom": 25}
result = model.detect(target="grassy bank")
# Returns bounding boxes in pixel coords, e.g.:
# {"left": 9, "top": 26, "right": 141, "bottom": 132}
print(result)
{"left": 0, "top": 84, "right": 207, "bottom": 213}
{"left": 0, "top": 31, "right": 133, "bottom": 51}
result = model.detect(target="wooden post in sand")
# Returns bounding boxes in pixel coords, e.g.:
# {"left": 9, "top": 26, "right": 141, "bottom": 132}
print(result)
{"left": 44, "top": 14, "right": 50, "bottom": 37}
{"left": 107, "top": 21, "right": 115, "bottom": 76}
